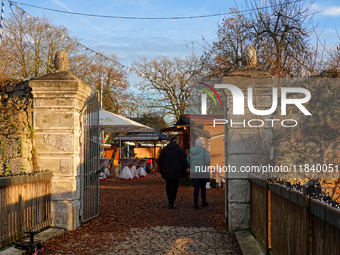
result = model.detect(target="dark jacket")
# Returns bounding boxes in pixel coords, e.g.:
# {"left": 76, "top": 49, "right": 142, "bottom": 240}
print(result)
{"left": 158, "top": 142, "right": 187, "bottom": 179}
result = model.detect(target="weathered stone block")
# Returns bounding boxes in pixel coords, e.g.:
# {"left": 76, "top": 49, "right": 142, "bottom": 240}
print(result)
{"left": 228, "top": 180, "right": 250, "bottom": 202}
{"left": 51, "top": 200, "right": 81, "bottom": 230}
{"left": 33, "top": 110, "right": 76, "bottom": 130}
{"left": 51, "top": 178, "right": 79, "bottom": 200}
{"left": 34, "top": 133, "right": 73, "bottom": 153}
{"left": 37, "top": 157, "right": 76, "bottom": 176}
{"left": 8, "top": 158, "right": 22, "bottom": 174}
{"left": 3, "top": 138, "right": 19, "bottom": 158}
{"left": 228, "top": 203, "right": 250, "bottom": 230}
{"left": 33, "top": 98, "right": 75, "bottom": 108}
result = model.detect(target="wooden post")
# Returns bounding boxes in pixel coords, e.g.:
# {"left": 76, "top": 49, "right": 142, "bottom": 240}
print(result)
{"left": 265, "top": 180, "right": 269, "bottom": 255}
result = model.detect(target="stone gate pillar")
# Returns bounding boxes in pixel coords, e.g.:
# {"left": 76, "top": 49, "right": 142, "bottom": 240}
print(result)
{"left": 29, "top": 50, "right": 92, "bottom": 230}
{"left": 222, "top": 46, "right": 277, "bottom": 230}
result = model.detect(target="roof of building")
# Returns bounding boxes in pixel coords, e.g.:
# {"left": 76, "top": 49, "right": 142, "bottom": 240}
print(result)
{"left": 113, "top": 131, "right": 169, "bottom": 141}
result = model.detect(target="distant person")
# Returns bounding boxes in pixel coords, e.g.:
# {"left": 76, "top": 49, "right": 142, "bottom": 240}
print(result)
{"left": 145, "top": 160, "right": 152, "bottom": 173}
{"left": 158, "top": 135, "right": 187, "bottom": 209}
{"left": 188, "top": 138, "right": 210, "bottom": 209}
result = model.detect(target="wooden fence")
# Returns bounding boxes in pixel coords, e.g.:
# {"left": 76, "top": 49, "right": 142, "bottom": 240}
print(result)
{"left": 250, "top": 178, "right": 340, "bottom": 255}
{"left": 0, "top": 172, "right": 52, "bottom": 247}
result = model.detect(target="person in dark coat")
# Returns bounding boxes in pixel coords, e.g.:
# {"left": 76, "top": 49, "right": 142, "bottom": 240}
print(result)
{"left": 158, "top": 135, "right": 187, "bottom": 209}
{"left": 187, "top": 138, "right": 210, "bottom": 209}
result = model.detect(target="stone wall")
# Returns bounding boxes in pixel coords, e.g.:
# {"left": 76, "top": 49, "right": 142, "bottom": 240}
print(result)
{"left": 0, "top": 80, "right": 34, "bottom": 175}
{"left": 274, "top": 78, "right": 340, "bottom": 201}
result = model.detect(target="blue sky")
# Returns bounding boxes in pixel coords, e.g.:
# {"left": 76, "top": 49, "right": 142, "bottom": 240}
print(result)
{"left": 4, "top": 0, "right": 340, "bottom": 83}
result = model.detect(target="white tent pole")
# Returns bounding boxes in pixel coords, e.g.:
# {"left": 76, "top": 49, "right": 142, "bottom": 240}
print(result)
{"left": 100, "top": 76, "right": 103, "bottom": 109}
{"left": 101, "top": 130, "right": 104, "bottom": 158}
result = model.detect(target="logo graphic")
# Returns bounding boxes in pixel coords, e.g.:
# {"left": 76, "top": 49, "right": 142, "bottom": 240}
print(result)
{"left": 198, "top": 83, "right": 312, "bottom": 128}
{"left": 197, "top": 82, "right": 222, "bottom": 115}
{"left": 200, "top": 84, "right": 311, "bottom": 116}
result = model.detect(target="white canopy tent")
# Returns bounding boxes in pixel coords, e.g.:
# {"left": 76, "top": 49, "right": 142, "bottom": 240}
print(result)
{"left": 98, "top": 109, "right": 156, "bottom": 168}
{"left": 99, "top": 109, "right": 155, "bottom": 133}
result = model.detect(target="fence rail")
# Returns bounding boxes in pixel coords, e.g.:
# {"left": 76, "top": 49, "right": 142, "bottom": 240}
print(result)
{"left": 0, "top": 172, "right": 52, "bottom": 247}
{"left": 250, "top": 177, "right": 340, "bottom": 255}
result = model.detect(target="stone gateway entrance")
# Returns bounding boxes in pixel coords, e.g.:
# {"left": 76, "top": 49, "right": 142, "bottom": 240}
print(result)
{"left": 29, "top": 50, "right": 97, "bottom": 230}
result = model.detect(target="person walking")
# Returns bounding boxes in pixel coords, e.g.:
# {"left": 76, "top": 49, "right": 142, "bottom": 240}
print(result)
{"left": 188, "top": 138, "right": 210, "bottom": 209}
{"left": 158, "top": 135, "right": 187, "bottom": 209}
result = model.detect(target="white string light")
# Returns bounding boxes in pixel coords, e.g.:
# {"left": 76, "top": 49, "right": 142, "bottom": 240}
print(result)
{"left": 9, "top": 0, "right": 286, "bottom": 95}
{"left": 9, "top": 0, "right": 303, "bottom": 21}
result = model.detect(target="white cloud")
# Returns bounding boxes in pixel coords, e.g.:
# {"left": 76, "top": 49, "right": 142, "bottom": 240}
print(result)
{"left": 323, "top": 7, "right": 340, "bottom": 16}
{"left": 312, "top": 3, "right": 340, "bottom": 17}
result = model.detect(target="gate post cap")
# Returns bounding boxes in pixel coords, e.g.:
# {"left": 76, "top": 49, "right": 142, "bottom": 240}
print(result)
{"left": 241, "top": 46, "right": 257, "bottom": 66}
{"left": 54, "top": 50, "right": 69, "bottom": 71}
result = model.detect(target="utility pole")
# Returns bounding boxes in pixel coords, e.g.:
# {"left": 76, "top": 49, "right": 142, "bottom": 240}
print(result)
{"left": 224, "top": 96, "right": 229, "bottom": 223}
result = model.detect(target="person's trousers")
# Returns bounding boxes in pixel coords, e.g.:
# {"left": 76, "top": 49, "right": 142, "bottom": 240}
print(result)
{"left": 165, "top": 178, "right": 180, "bottom": 205}
{"left": 192, "top": 178, "right": 207, "bottom": 202}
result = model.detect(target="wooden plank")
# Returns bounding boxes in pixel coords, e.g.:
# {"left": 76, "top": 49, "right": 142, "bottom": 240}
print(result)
{"left": 276, "top": 194, "right": 284, "bottom": 255}
{"left": 283, "top": 196, "right": 289, "bottom": 255}
{"left": 301, "top": 201, "right": 306, "bottom": 255}
{"left": 264, "top": 183, "right": 268, "bottom": 254}
{"left": 295, "top": 203, "right": 302, "bottom": 255}
{"left": 270, "top": 192, "right": 275, "bottom": 254}
{"left": 284, "top": 196, "right": 289, "bottom": 255}
{"left": 48, "top": 178, "right": 51, "bottom": 222}
{"left": 11, "top": 184, "right": 15, "bottom": 240}
{"left": 250, "top": 182, "right": 253, "bottom": 231}
{"left": 28, "top": 180, "right": 32, "bottom": 231}
{"left": 311, "top": 215, "right": 316, "bottom": 254}
{"left": 33, "top": 180, "right": 37, "bottom": 230}
{"left": 253, "top": 183, "right": 259, "bottom": 235}
{"left": 40, "top": 180, "right": 44, "bottom": 225}
{"left": 316, "top": 216, "right": 324, "bottom": 255}
{"left": 324, "top": 220, "right": 330, "bottom": 255}
{"left": 335, "top": 226, "right": 340, "bottom": 255}
{"left": 24, "top": 182, "right": 28, "bottom": 231}
{"left": 254, "top": 183, "right": 259, "bottom": 233}
{"left": 37, "top": 180, "right": 41, "bottom": 229}
{"left": 44, "top": 179, "right": 47, "bottom": 222}
{"left": 14, "top": 184, "right": 18, "bottom": 238}
{"left": 288, "top": 202, "right": 295, "bottom": 255}
{"left": 268, "top": 190, "right": 271, "bottom": 250}
{"left": 7, "top": 184, "right": 12, "bottom": 241}
{"left": 328, "top": 223, "right": 335, "bottom": 255}
{"left": 271, "top": 192, "right": 278, "bottom": 254}
{"left": 0, "top": 187, "right": 3, "bottom": 242}
{"left": 18, "top": 183, "right": 25, "bottom": 237}
{"left": 35, "top": 180, "right": 41, "bottom": 226}
{"left": 42, "top": 179, "right": 45, "bottom": 221}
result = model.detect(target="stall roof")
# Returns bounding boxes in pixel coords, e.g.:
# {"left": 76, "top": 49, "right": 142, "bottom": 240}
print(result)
{"left": 113, "top": 131, "right": 170, "bottom": 141}
{"left": 161, "top": 124, "right": 211, "bottom": 139}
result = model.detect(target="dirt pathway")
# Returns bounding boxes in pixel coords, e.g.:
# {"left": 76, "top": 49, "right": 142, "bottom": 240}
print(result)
{"left": 44, "top": 175, "right": 240, "bottom": 254}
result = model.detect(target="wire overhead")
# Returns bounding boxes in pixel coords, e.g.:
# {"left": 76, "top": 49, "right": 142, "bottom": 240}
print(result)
{"left": 6, "top": 0, "right": 304, "bottom": 95}
{"left": 10, "top": 0, "right": 303, "bottom": 21}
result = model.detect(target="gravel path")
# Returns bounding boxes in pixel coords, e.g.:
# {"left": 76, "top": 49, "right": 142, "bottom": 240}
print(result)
{"left": 44, "top": 175, "right": 240, "bottom": 254}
